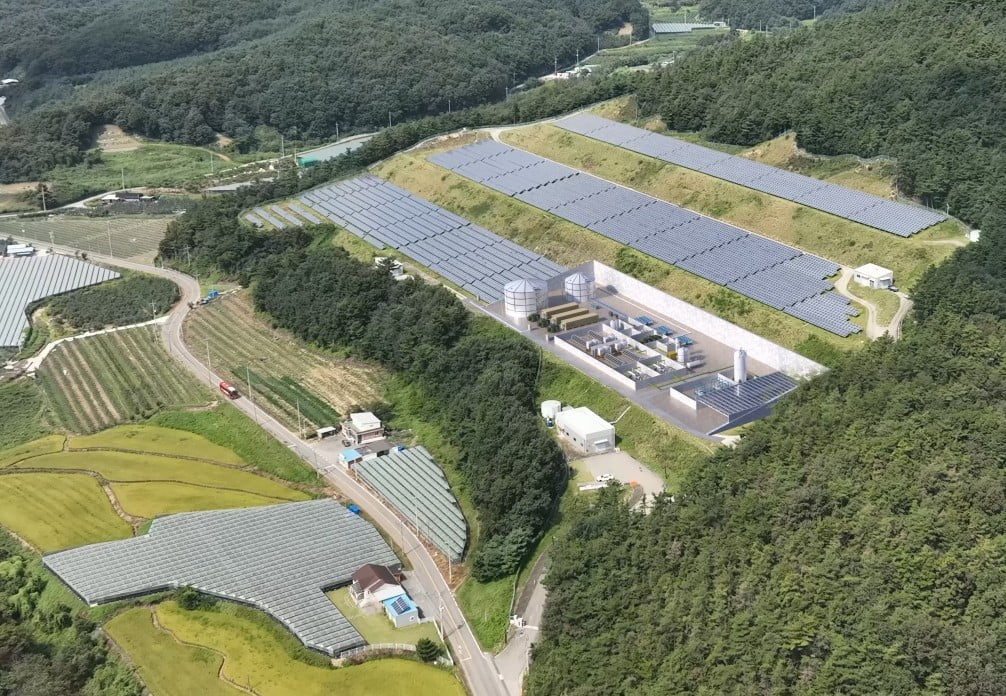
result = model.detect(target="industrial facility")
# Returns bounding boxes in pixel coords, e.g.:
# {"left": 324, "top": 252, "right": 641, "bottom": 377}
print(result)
{"left": 489, "top": 261, "right": 820, "bottom": 435}
{"left": 553, "top": 406, "right": 615, "bottom": 454}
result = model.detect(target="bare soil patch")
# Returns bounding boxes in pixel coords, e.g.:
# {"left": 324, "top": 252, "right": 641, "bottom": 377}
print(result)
{"left": 93, "top": 124, "right": 141, "bottom": 152}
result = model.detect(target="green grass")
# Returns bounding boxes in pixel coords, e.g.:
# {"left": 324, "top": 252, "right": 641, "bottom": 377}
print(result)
{"left": 148, "top": 405, "right": 318, "bottom": 484}
{"left": 0, "top": 380, "right": 52, "bottom": 451}
{"left": 845, "top": 282, "right": 902, "bottom": 327}
{"left": 500, "top": 123, "right": 959, "bottom": 291}
{"left": 47, "top": 144, "right": 229, "bottom": 202}
{"left": 589, "top": 29, "right": 728, "bottom": 70}
{"left": 106, "top": 607, "right": 244, "bottom": 696}
{"left": 70, "top": 424, "right": 244, "bottom": 465}
{"left": 146, "top": 600, "right": 466, "bottom": 696}
{"left": 0, "top": 472, "right": 132, "bottom": 551}
{"left": 327, "top": 587, "right": 442, "bottom": 646}
{"left": 373, "top": 145, "right": 863, "bottom": 357}
{"left": 456, "top": 574, "right": 513, "bottom": 651}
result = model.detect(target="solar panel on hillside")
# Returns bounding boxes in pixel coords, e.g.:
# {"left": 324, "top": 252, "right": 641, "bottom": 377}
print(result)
{"left": 555, "top": 114, "right": 948, "bottom": 236}
{"left": 428, "top": 140, "right": 860, "bottom": 336}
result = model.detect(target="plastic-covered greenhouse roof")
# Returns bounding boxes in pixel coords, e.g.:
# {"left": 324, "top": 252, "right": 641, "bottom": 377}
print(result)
{"left": 43, "top": 500, "right": 399, "bottom": 655}
{"left": 355, "top": 447, "right": 468, "bottom": 561}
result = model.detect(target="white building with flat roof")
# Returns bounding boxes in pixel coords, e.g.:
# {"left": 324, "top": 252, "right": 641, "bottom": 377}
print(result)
{"left": 853, "top": 263, "right": 894, "bottom": 289}
{"left": 555, "top": 407, "right": 614, "bottom": 454}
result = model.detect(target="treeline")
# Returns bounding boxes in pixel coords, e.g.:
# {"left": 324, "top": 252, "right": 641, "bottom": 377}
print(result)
{"left": 528, "top": 224, "right": 1006, "bottom": 695}
{"left": 44, "top": 273, "right": 180, "bottom": 332}
{"left": 695, "top": 0, "right": 860, "bottom": 27}
{"left": 637, "top": 0, "right": 1005, "bottom": 226}
{"left": 0, "top": 532, "right": 142, "bottom": 696}
{"left": 0, "top": 0, "right": 644, "bottom": 183}
{"left": 159, "top": 219, "right": 566, "bottom": 579}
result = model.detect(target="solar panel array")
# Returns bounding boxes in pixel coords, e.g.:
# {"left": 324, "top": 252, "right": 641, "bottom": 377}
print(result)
{"left": 0, "top": 255, "right": 120, "bottom": 348}
{"left": 697, "top": 372, "right": 798, "bottom": 416}
{"left": 429, "top": 141, "right": 860, "bottom": 337}
{"left": 44, "top": 500, "right": 399, "bottom": 656}
{"left": 355, "top": 447, "right": 468, "bottom": 561}
{"left": 295, "top": 175, "right": 564, "bottom": 301}
{"left": 556, "top": 113, "right": 947, "bottom": 237}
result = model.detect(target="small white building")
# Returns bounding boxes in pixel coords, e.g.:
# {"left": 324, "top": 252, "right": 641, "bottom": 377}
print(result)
{"left": 853, "top": 263, "right": 894, "bottom": 289}
{"left": 555, "top": 407, "right": 614, "bottom": 454}
{"left": 342, "top": 412, "right": 384, "bottom": 446}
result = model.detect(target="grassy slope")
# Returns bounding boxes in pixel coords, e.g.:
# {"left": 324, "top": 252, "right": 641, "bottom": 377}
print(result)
{"left": 146, "top": 600, "right": 466, "bottom": 696}
{"left": 148, "top": 405, "right": 318, "bottom": 483}
{"left": 371, "top": 146, "right": 862, "bottom": 355}
{"left": 0, "top": 380, "right": 52, "bottom": 450}
{"left": 111, "top": 481, "right": 299, "bottom": 518}
{"left": 71, "top": 424, "right": 244, "bottom": 465}
{"left": 500, "top": 123, "right": 958, "bottom": 290}
{"left": 845, "top": 281, "right": 902, "bottom": 326}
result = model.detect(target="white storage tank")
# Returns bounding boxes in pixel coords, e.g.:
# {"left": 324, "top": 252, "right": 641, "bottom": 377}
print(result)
{"left": 564, "top": 272, "right": 594, "bottom": 303}
{"left": 503, "top": 279, "right": 546, "bottom": 319}
{"left": 734, "top": 348, "right": 748, "bottom": 383}
{"left": 540, "top": 400, "right": 562, "bottom": 420}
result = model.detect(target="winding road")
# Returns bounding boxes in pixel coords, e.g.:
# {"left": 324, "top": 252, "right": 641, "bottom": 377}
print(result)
{"left": 37, "top": 247, "right": 508, "bottom": 696}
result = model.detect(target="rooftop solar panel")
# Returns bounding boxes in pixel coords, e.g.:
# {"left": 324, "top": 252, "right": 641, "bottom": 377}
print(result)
{"left": 697, "top": 372, "right": 797, "bottom": 416}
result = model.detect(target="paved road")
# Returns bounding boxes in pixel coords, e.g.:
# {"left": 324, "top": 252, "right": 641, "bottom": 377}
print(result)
{"left": 37, "top": 248, "right": 507, "bottom": 696}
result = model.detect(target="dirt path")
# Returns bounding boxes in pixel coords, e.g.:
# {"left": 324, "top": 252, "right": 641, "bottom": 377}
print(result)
{"left": 835, "top": 268, "right": 884, "bottom": 339}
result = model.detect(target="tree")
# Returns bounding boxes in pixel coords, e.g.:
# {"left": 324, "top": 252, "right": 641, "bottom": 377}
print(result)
{"left": 416, "top": 637, "right": 441, "bottom": 662}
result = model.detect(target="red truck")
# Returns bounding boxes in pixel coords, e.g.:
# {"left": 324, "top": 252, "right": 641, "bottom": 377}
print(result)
{"left": 218, "top": 381, "right": 240, "bottom": 399}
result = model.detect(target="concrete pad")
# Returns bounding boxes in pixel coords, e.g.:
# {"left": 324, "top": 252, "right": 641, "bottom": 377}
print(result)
{"left": 577, "top": 450, "right": 664, "bottom": 499}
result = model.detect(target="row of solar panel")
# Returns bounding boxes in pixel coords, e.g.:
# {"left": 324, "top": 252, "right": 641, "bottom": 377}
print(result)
{"left": 428, "top": 141, "right": 860, "bottom": 336}
{"left": 295, "top": 175, "right": 564, "bottom": 300}
{"left": 697, "top": 372, "right": 798, "bottom": 417}
{"left": 557, "top": 113, "right": 947, "bottom": 237}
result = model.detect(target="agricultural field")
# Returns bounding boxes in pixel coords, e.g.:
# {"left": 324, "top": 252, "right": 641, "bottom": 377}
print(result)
{"left": 0, "top": 215, "right": 171, "bottom": 263}
{"left": 499, "top": 123, "right": 961, "bottom": 289}
{"left": 184, "top": 291, "right": 386, "bottom": 433}
{"left": 372, "top": 145, "right": 864, "bottom": 356}
{"left": 0, "top": 425, "right": 311, "bottom": 551}
{"left": 37, "top": 325, "right": 210, "bottom": 434}
{"left": 107, "top": 601, "right": 466, "bottom": 696}
{"left": 0, "top": 379, "right": 51, "bottom": 450}
{"left": 589, "top": 28, "right": 728, "bottom": 70}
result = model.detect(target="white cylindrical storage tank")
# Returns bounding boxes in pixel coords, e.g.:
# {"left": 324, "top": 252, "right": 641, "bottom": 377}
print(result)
{"left": 564, "top": 272, "right": 594, "bottom": 303}
{"left": 503, "top": 279, "right": 545, "bottom": 318}
{"left": 677, "top": 344, "right": 689, "bottom": 364}
{"left": 734, "top": 348, "right": 748, "bottom": 383}
{"left": 541, "top": 400, "right": 562, "bottom": 420}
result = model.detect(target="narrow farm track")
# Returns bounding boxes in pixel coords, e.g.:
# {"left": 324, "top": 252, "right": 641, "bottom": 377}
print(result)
{"left": 33, "top": 244, "right": 509, "bottom": 696}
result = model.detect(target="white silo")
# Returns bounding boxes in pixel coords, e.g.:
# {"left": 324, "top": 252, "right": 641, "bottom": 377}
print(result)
{"left": 564, "top": 272, "right": 594, "bottom": 303}
{"left": 503, "top": 279, "right": 545, "bottom": 319}
{"left": 540, "top": 400, "right": 562, "bottom": 420}
{"left": 733, "top": 349, "right": 748, "bottom": 383}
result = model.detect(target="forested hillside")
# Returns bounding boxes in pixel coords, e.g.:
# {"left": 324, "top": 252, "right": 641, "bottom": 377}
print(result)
{"left": 0, "top": 0, "right": 645, "bottom": 182}
{"left": 527, "top": 2, "right": 1006, "bottom": 694}
{"left": 650, "top": 0, "right": 867, "bottom": 28}
{"left": 638, "top": 0, "right": 1004, "bottom": 225}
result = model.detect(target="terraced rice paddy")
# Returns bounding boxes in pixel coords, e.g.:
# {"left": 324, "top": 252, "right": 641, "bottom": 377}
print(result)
{"left": 185, "top": 292, "right": 386, "bottom": 432}
{"left": 0, "top": 215, "right": 171, "bottom": 263}
{"left": 0, "top": 426, "right": 311, "bottom": 551}
{"left": 37, "top": 325, "right": 210, "bottom": 433}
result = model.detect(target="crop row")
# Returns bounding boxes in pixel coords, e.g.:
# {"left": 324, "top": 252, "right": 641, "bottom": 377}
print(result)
{"left": 0, "top": 216, "right": 170, "bottom": 262}
{"left": 237, "top": 367, "right": 340, "bottom": 431}
{"left": 39, "top": 327, "right": 208, "bottom": 433}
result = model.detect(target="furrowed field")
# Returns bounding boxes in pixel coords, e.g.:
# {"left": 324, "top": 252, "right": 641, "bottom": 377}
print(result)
{"left": 37, "top": 325, "right": 210, "bottom": 433}
{"left": 0, "top": 215, "right": 171, "bottom": 263}
{"left": 185, "top": 292, "right": 386, "bottom": 433}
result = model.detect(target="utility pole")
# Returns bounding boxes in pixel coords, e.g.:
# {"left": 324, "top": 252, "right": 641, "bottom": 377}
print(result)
{"left": 297, "top": 399, "right": 303, "bottom": 439}
{"left": 205, "top": 338, "right": 212, "bottom": 379}
{"left": 106, "top": 220, "right": 113, "bottom": 258}
{"left": 281, "top": 135, "right": 285, "bottom": 159}
{"left": 335, "top": 122, "right": 339, "bottom": 142}
{"left": 120, "top": 167, "right": 126, "bottom": 191}
{"left": 246, "top": 365, "right": 257, "bottom": 423}
{"left": 554, "top": 56, "right": 558, "bottom": 76}
{"left": 447, "top": 98, "right": 451, "bottom": 114}
{"left": 575, "top": 48, "right": 579, "bottom": 69}
{"left": 388, "top": 111, "right": 392, "bottom": 128}
{"left": 597, "top": 35, "right": 600, "bottom": 53}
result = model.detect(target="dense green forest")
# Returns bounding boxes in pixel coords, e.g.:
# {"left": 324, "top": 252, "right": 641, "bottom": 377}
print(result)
{"left": 637, "top": 0, "right": 1004, "bottom": 226}
{"left": 0, "top": 0, "right": 645, "bottom": 184}
{"left": 0, "top": 531, "right": 142, "bottom": 696}
{"left": 159, "top": 215, "right": 566, "bottom": 580}
{"left": 526, "top": 1, "right": 1006, "bottom": 694}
